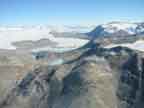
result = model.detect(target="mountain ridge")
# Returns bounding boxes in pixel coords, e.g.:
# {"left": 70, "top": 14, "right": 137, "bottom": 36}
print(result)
{"left": 87, "top": 22, "right": 144, "bottom": 38}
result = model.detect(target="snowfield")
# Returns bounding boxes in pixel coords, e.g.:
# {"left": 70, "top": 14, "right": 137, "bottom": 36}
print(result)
{"left": 105, "top": 40, "right": 144, "bottom": 52}
{"left": 0, "top": 27, "right": 52, "bottom": 49}
{"left": 0, "top": 26, "right": 89, "bottom": 51}
{"left": 32, "top": 37, "right": 89, "bottom": 53}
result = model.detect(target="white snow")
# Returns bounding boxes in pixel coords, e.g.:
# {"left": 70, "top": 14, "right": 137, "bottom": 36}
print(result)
{"left": 49, "top": 37, "right": 89, "bottom": 48}
{"left": 0, "top": 26, "right": 52, "bottom": 49}
{"left": 49, "top": 59, "right": 64, "bottom": 66}
{"left": 102, "top": 22, "right": 138, "bottom": 34}
{"left": 47, "top": 25, "right": 93, "bottom": 33}
{"left": 32, "top": 37, "right": 89, "bottom": 53}
{"left": 0, "top": 26, "right": 89, "bottom": 50}
{"left": 105, "top": 40, "right": 144, "bottom": 52}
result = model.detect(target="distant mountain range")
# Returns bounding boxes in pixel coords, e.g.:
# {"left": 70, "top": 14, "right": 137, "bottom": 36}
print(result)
{"left": 87, "top": 22, "right": 144, "bottom": 38}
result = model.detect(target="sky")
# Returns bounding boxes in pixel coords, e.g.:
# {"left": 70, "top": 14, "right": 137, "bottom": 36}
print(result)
{"left": 0, "top": 0, "right": 144, "bottom": 25}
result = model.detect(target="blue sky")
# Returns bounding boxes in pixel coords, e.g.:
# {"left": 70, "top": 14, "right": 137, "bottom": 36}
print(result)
{"left": 0, "top": 0, "right": 144, "bottom": 25}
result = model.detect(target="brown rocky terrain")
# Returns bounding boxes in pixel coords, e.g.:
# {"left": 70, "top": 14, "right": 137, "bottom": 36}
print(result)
{"left": 0, "top": 41, "right": 144, "bottom": 108}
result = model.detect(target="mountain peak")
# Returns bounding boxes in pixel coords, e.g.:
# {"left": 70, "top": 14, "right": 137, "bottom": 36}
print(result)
{"left": 87, "top": 21, "right": 144, "bottom": 38}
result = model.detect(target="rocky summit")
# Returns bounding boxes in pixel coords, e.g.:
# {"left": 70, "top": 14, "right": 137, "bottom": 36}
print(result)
{"left": 0, "top": 40, "right": 144, "bottom": 108}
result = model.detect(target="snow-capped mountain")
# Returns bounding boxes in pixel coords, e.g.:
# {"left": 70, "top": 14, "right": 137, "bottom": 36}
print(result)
{"left": 87, "top": 22, "right": 144, "bottom": 38}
